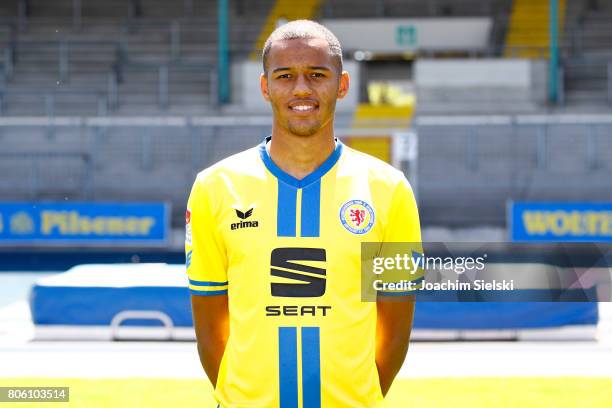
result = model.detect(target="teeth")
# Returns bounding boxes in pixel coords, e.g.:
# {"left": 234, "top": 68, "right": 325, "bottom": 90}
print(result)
{"left": 292, "top": 105, "right": 315, "bottom": 111}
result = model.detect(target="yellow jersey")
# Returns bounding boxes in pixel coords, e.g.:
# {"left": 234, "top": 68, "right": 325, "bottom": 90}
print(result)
{"left": 186, "top": 137, "right": 421, "bottom": 407}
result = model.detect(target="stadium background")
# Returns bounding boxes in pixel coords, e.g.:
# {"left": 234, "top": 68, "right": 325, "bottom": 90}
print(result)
{"left": 0, "top": 0, "right": 611, "bottom": 406}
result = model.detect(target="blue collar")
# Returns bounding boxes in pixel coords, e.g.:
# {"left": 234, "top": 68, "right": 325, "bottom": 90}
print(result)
{"left": 258, "top": 136, "right": 343, "bottom": 188}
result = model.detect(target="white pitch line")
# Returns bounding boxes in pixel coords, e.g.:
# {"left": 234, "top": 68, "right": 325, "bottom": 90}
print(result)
{"left": 0, "top": 340, "right": 610, "bottom": 379}
{"left": 0, "top": 341, "right": 205, "bottom": 379}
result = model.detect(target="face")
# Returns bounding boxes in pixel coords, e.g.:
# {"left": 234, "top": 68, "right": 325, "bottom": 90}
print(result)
{"left": 261, "top": 37, "right": 349, "bottom": 137}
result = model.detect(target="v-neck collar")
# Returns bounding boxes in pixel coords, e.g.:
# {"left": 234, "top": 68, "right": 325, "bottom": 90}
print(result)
{"left": 258, "top": 136, "right": 343, "bottom": 188}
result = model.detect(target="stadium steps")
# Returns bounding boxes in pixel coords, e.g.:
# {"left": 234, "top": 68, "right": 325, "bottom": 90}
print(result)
{"left": 0, "top": 0, "right": 18, "bottom": 17}
{"left": 0, "top": 98, "right": 105, "bottom": 116}
{"left": 28, "top": 0, "right": 134, "bottom": 18}
{"left": 0, "top": 26, "right": 11, "bottom": 49}
{"left": 0, "top": 127, "right": 84, "bottom": 150}
{"left": 7, "top": 65, "right": 113, "bottom": 78}
{"left": 417, "top": 122, "right": 612, "bottom": 227}
{"left": 504, "top": 0, "right": 566, "bottom": 58}
{"left": 112, "top": 66, "right": 212, "bottom": 112}
{"left": 113, "top": 104, "right": 213, "bottom": 116}
{"left": 116, "top": 93, "right": 209, "bottom": 104}
{"left": 0, "top": 129, "right": 91, "bottom": 196}
{"left": 562, "top": 91, "right": 608, "bottom": 105}
{"left": 562, "top": 66, "right": 608, "bottom": 104}
{"left": 250, "top": 0, "right": 321, "bottom": 60}
{"left": 7, "top": 69, "right": 108, "bottom": 83}
{"left": 1, "top": 1, "right": 266, "bottom": 115}
{"left": 562, "top": 1, "right": 612, "bottom": 107}
{"left": 323, "top": 0, "right": 511, "bottom": 18}
{"left": 2, "top": 38, "right": 115, "bottom": 115}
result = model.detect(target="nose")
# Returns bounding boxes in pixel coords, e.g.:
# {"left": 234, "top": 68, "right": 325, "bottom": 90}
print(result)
{"left": 293, "top": 74, "right": 312, "bottom": 97}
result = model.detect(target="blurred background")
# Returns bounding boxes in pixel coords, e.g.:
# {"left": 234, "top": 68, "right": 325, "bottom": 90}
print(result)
{"left": 0, "top": 0, "right": 611, "bottom": 407}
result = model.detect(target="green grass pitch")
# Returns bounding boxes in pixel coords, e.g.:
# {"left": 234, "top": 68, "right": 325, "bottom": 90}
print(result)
{"left": 0, "top": 377, "right": 610, "bottom": 407}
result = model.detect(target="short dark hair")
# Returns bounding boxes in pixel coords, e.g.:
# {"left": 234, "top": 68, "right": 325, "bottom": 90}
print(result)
{"left": 262, "top": 19, "right": 343, "bottom": 75}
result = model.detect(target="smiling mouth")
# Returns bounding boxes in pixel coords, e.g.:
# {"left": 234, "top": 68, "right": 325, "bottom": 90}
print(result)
{"left": 288, "top": 102, "right": 319, "bottom": 113}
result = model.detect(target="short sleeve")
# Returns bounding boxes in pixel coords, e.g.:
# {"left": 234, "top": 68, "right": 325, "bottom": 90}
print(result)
{"left": 383, "top": 176, "right": 421, "bottom": 243}
{"left": 377, "top": 176, "right": 424, "bottom": 296}
{"left": 185, "top": 177, "right": 229, "bottom": 296}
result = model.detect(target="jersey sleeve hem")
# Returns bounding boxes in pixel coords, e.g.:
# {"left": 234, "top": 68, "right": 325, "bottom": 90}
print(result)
{"left": 189, "top": 280, "right": 229, "bottom": 295}
{"left": 189, "top": 288, "right": 229, "bottom": 296}
{"left": 188, "top": 278, "right": 229, "bottom": 287}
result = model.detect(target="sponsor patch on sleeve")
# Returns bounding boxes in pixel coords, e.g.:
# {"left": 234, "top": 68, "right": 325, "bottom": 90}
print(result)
{"left": 185, "top": 209, "right": 192, "bottom": 245}
{"left": 186, "top": 250, "right": 192, "bottom": 268}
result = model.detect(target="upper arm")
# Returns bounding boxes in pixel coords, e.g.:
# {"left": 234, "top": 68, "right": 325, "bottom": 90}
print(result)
{"left": 186, "top": 176, "right": 229, "bottom": 295}
{"left": 191, "top": 292, "right": 229, "bottom": 341}
{"left": 190, "top": 292, "right": 229, "bottom": 387}
{"left": 377, "top": 176, "right": 424, "bottom": 296}
{"left": 186, "top": 176, "right": 230, "bottom": 369}
{"left": 383, "top": 175, "right": 421, "bottom": 243}
{"left": 376, "top": 295, "right": 416, "bottom": 338}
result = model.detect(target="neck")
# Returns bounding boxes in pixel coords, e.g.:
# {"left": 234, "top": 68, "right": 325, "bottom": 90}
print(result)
{"left": 268, "top": 122, "right": 336, "bottom": 180}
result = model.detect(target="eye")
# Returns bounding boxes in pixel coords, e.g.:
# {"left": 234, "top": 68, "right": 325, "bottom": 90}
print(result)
{"left": 311, "top": 72, "right": 325, "bottom": 78}
{"left": 277, "top": 73, "right": 292, "bottom": 79}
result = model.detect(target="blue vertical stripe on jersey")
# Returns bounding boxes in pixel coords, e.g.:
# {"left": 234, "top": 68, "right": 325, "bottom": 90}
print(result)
{"left": 300, "top": 179, "right": 321, "bottom": 237}
{"left": 301, "top": 327, "right": 322, "bottom": 408}
{"left": 259, "top": 136, "right": 342, "bottom": 237}
{"left": 278, "top": 327, "right": 298, "bottom": 408}
{"left": 277, "top": 181, "right": 297, "bottom": 237}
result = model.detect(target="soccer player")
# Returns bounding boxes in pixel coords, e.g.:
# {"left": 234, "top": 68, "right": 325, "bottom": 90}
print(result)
{"left": 186, "top": 20, "right": 421, "bottom": 407}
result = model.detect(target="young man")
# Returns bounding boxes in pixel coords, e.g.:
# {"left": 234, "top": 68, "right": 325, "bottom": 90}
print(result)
{"left": 186, "top": 20, "right": 421, "bottom": 407}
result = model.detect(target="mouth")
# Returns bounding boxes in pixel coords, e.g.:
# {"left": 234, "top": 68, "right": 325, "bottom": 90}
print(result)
{"left": 288, "top": 100, "right": 319, "bottom": 114}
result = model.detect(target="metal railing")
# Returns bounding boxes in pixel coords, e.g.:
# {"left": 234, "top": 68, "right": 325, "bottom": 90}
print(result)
{"left": 608, "top": 61, "right": 612, "bottom": 106}
{"left": 0, "top": 89, "right": 110, "bottom": 116}
{"left": 118, "top": 20, "right": 220, "bottom": 62}
{"left": 2, "top": 0, "right": 206, "bottom": 32}
{"left": 0, "top": 115, "right": 387, "bottom": 199}
{"left": 414, "top": 113, "right": 612, "bottom": 225}
{"left": 323, "top": 0, "right": 506, "bottom": 18}
{"left": 561, "top": 56, "right": 612, "bottom": 106}
{"left": 110, "top": 62, "right": 217, "bottom": 110}
{"left": 0, "top": 37, "right": 218, "bottom": 113}
{"left": 0, "top": 151, "right": 92, "bottom": 200}
{"left": 0, "top": 113, "right": 610, "bottom": 226}
{"left": 414, "top": 114, "right": 612, "bottom": 178}
{"left": 1, "top": 39, "right": 119, "bottom": 82}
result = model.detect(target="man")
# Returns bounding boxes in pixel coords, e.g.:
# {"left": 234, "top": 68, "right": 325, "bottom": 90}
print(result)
{"left": 186, "top": 20, "right": 422, "bottom": 407}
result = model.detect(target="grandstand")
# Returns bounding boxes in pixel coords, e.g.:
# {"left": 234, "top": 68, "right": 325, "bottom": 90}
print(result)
{"left": 0, "top": 0, "right": 272, "bottom": 116}
{"left": 0, "top": 1, "right": 610, "bottom": 232}
{"left": 563, "top": 1, "right": 612, "bottom": 106}
{"left": 0, "top": 0, "right": 611, "bottom": 233}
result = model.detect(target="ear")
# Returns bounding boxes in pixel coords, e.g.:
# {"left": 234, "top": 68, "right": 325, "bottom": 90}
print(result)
{"left": 337, "top": 70, "right": 350, "bottom": 100}
{"left": 260, "top": 73, "right": 271, "bottom": 101}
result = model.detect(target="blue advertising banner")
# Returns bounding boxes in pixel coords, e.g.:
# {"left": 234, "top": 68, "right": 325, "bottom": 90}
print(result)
{"left": 0, "top": 202, "right": 169, "bottom": 245}
{"left": 510, "top": 202, "right": 612, "bottom": 242}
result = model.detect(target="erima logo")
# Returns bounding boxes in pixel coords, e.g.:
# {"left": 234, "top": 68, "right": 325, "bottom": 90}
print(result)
{"left": 231, "top": 207, "right": 259, "bottom": 230}
{"left": 235, "top": 208, "right": 253, "bottom": 219}
{"left": 270, "top": 248, "right": 326, "bottom": 297}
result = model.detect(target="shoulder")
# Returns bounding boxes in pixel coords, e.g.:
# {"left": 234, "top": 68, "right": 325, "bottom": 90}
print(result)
{"left": 340, "top": 144, "right": 407, "bottom": 189}
{"left": 194, "top": 145, "right": 266, "bottom": 190}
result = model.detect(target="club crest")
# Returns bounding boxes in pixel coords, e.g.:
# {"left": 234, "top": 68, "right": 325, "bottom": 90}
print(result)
{"left": 339, "top": 200, "right": 375, "bottom": 234}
